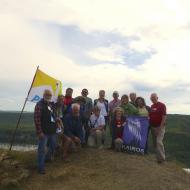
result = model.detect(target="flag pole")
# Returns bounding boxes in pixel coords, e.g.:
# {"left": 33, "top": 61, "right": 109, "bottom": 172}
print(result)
{"left": 9, "top": 66, "right": 39, "bottom": 151}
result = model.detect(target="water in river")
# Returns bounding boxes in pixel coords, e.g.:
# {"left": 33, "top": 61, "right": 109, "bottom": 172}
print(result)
{"left": 0, "top": 143, "right": 37, "bottom": 151}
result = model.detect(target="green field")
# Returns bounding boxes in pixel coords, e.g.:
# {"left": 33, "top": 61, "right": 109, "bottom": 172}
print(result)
{"left": 0, "top": 111, "right": 190, "bottom": 167}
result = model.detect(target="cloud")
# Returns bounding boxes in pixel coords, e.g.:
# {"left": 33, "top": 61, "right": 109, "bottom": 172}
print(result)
{"left": 1, "top": 0, "right": 190, "bottom": 114}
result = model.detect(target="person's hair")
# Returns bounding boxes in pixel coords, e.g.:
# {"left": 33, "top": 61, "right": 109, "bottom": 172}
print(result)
{"left": 121, "top": 94, "right": 129, "bottom": 100}
{"left": 129, "top": 92, "right": 136, "bottom": 96}
{"left": 135, "top": 97, "right": 146, "bottom": 107}
{"left": 113, "top": 106, "right": 124, "bottom": 115}
{"left": 71, "top": 103, "right": 80, "bottom": 110}
{"left": 74, "top": 96, "right": 86, "bottom": 103}
{"left": 82, "top": 88, "right": 88, "bottom": 92}
{"left": 99, "top": 90, "right": 105, "bottom": 94}
{"left": 43, "top": 89, "right": 52, "bottom": 96}
{"left": 93, "top": 105, "right": 101, "bottom": 112}
{"left": 151, "top": 93, "right": 158, "bottom": 98}
{"left": 57, "top": 94, "right": 64, "bottom": 99}
{"left": 66, "top": 88, "right": 73, "bottom": 92}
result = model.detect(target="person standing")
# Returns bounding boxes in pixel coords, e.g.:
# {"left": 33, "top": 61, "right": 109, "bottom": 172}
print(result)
{"left": 81, "top": 88, "right": 93, "bottom": 144}
{"left": 108, "top": 91, "right": 121, "bottom": 135}
{"left": 54, "top": 95, "right": 72, "bottom": 161}
{"left": 109, "top": 91, "right": 121, "bottom": 114}
{"left": 135, "top": 97, "right": 150, "bottom": 154}
{"left": 149, "top": 93, "right": 167, "bottom": 163}
{"left": 94, "top": 90, "right": 109, "bottom": 129}
{"left": 34, "top": 90, "right": 57, "bottom": 174}
{"left": 120, "top": 94, "right": 138, "bottom": 116}
{"left": 64, "top": 88, "right": 74, "bottom": 114}
{"left": 129, "top": 92, "right": 137, "bottom": 107}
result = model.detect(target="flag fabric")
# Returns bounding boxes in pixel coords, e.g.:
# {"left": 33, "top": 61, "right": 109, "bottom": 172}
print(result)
{"left": 122, "top": 116, "right": 149, "bottom": 154}
{"left": 27, "top": 69, "right": 62, "bottom": 103}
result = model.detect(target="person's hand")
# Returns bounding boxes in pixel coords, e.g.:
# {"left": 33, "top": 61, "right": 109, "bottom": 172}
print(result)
{"left": 122, "top": 122, "right": 127, "bottom": 127}
{"left": 38, "top": 132, "right": 45, "bottom": 139}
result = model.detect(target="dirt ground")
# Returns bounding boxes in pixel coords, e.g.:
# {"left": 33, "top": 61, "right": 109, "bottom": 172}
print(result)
{"left": 21, "top": 148, "right": 190, "bottom": 190}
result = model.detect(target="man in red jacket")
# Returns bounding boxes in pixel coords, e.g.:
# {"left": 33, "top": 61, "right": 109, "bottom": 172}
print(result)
{"left": 149, "top": 93, "right": 167, "bottom": 164}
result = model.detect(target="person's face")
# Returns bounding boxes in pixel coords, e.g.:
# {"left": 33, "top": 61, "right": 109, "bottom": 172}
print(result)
{"left": 57, "top": 96, "right": 64, "bottom": 105}
{"left": 150, "top": 94, "right": 158, "bottom": 104}
{"left": 113, "top": 93, "right": 119, "bottom": 100}
{"left": 137, "top": 99, "right": 144, "bottom": 108}
{"left": 121, "top": 97, "right": 128, "bottom": 104}
{"left": 72, "top": 106, "right": 80, "bottom": 116}
{"left": 94, "top": 110, "right": 100, "bottom": 117}
{"left": 43, "top": 92, "right": 52, "bottom": 102}
{"left": 130, "top": 94, "right": 136, "bottom": 102}
{"left": 82, "top": 90, "right": 88, "bottom": 97}
{"left": 115, "top": 110, "right": 122, "bottom": 118}
{"left": 99, "top": 91, "right": 105, "bottom": 99}
{"left": 66, "top": 89, "right": 73, "bottom": 97}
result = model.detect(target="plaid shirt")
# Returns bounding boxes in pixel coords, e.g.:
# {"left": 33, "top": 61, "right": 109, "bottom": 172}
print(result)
{"left": 34, "top": 102, "right": 43, "bottom": 135}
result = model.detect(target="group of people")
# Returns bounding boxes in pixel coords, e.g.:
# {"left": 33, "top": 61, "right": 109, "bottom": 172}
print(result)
{"left": 34, "top": 88, "right": 167, "bottom": 174}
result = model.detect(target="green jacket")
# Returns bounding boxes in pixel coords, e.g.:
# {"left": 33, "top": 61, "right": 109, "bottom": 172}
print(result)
{"left": 120, "top": 103, "right": 138, "bottom": 116}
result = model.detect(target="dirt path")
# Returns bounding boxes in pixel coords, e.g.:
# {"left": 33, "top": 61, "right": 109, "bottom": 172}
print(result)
{"left": 21, "top": 148, "right": 190, "bottom": 190}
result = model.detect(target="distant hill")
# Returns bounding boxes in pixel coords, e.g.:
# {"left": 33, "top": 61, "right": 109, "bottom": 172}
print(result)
{"left": 0, "top": 112, "right": 190, "bottom": 167}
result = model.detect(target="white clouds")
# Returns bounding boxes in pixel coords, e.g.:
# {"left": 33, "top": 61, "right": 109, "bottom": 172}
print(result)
{"left": 1, "top": 0, "right": 190, "bottom": 113}
{"left": 87, "top": 44, "right": 126, "bottom": 63}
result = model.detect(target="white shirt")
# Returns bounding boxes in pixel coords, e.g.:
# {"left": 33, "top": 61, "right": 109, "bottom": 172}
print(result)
{"left": 89, "top": 114, "right": 105, "bottom": 128}
{"left": 97, "top": 101, "right": 108, "bottom": 116}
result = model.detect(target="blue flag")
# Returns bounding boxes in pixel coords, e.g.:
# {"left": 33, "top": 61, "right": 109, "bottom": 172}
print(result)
{"left": 122, "top": 116, "right": 149, "bottom": 154}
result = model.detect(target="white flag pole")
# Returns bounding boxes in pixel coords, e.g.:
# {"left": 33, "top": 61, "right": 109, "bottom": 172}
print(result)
{"left": 9, "top": 66, "right": 39, "bottom": 151}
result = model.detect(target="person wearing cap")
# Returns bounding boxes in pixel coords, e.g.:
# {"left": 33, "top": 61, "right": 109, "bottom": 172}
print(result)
{"left": 34, "top": 89, "right": 57, "bottom": 174}
{"left": 74, "top": 96, "right": 86, "bottom": 116}
{"left": 81, "top": 89, "right": 93, "bottom": 144}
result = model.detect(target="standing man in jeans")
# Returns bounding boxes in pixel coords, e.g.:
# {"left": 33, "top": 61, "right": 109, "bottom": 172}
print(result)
{"left": 34, "top": 89, "right": 57, "bottom": 174}
{"left": 149, "top": 93, "right": 167, "bottom": 164}
{"left": 81, "top": 88, "right": 93, "bottom": 144}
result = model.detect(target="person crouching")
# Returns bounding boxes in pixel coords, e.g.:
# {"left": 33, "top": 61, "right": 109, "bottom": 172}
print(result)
{"left": 88, "top": 106, "right": 105, "bottom": 149}
{"left": 64, "top": 103, "right": 84, "bottom": 152}
{"left": 111, "top": 107, "right": 126, "bottom": 151}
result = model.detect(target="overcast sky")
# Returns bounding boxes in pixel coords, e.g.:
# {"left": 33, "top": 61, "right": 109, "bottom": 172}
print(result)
{"left": 1, "top": 0, "right": 190, "bottom": 114}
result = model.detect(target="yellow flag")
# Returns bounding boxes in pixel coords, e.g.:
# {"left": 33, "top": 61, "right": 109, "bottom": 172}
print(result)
{"left": 28, "top": 69, "right": 62, "bottom": 102}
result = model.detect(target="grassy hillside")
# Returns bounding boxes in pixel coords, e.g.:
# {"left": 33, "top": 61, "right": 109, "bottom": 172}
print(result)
{"left": 0, "top": 112, "right": 190, "bottom": 167}
{"left": 1, "top": 148, "right": 190, "bottom": 190}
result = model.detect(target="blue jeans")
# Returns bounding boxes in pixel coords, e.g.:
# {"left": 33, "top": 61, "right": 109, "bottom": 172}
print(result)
{"left": 37, "top": 134, "right": 56, "bottom": 171}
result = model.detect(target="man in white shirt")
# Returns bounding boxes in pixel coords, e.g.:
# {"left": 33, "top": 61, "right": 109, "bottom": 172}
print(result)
{"left": 88, "top": 106, "right": 105, "bottom": 148}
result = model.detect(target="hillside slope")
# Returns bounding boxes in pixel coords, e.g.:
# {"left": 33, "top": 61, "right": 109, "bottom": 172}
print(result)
{"left": 1, "top": 148, "right": 189, "bottom": 190}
